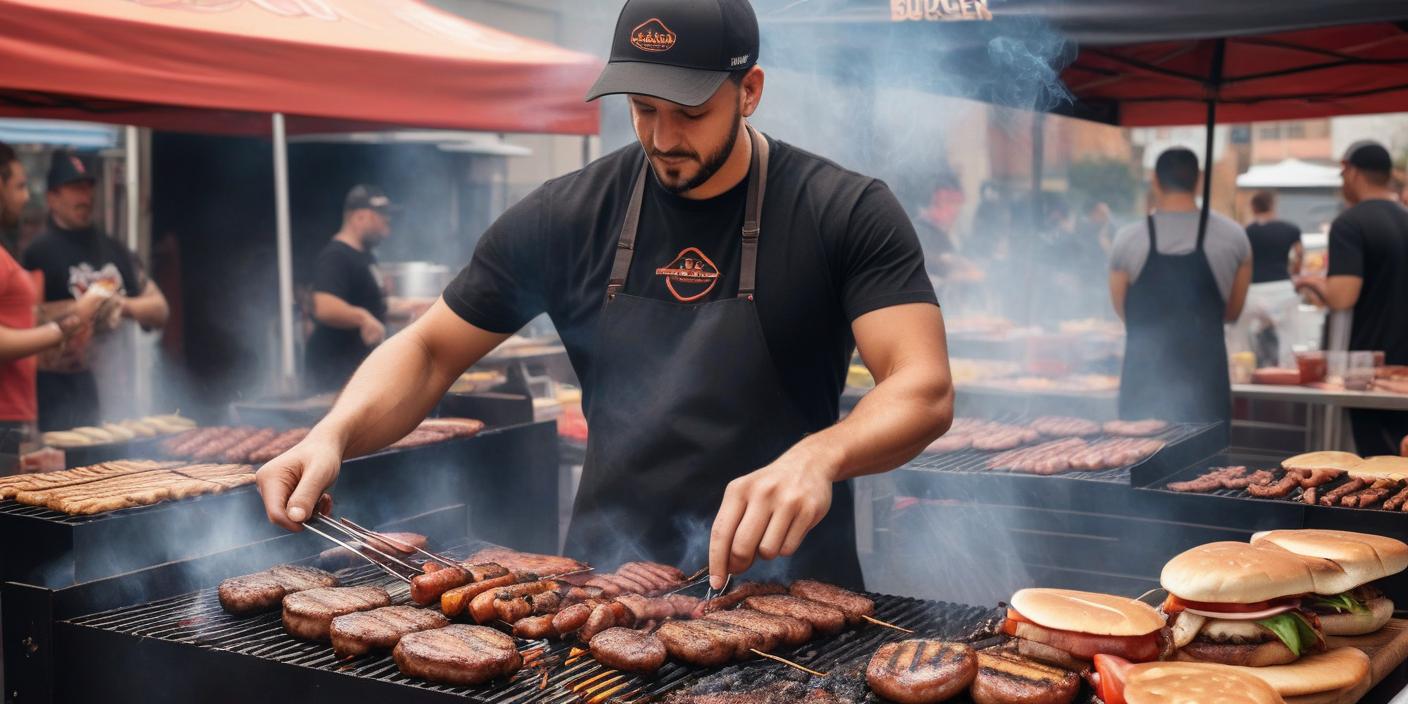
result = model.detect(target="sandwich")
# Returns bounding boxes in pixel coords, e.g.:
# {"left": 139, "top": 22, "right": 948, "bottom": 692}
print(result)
{"left": 1251, "top": 529, "right": 1407, "bottom": 636}
{"left": 1092, "top": 657, "right": 1285, "bottom": 704}
{"left": 1000, "top": 588, "right": 1167, "bottom": 670}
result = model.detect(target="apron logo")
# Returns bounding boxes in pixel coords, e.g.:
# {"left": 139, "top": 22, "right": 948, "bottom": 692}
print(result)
{"left": 630, "top": 18, "right": 676, "bottom": 53}
{"left": 655, "top": 247, "right": 720, "bottom": 302}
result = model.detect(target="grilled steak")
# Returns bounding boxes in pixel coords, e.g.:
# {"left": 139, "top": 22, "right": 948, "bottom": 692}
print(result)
{"left": 744, "top": 594, "right": 846, "bottom": 635}
{"left": 590, "top": 627, "right": 668, "bottom": 674}
{"left": 969, "top": 650, "right": 1080, "bottom": 704}
{"left": 788, "top": 580, "right": 875, "bottom": 625}
{"left": 329, "top": 605, "right": 450, "bottom": 658}
{"left": 282, "top": 586, "right": 391, "bottom": 641}
{"left": 689, "top": 618, "right": 768, "bottom": 658}
{"left": 393, "top": 625, "right": 522, "bottom": 686}
{"left": 705, "top": 608, "right": 813, "bottom": 648}
{"left": 657, "top": 620, "right": 737, "bottom": 667}
{"left": 866, "top": 640, "right": 978, "bottom": 704}
{"left": 218, "top": 565, "right": 338, "bottom": 615}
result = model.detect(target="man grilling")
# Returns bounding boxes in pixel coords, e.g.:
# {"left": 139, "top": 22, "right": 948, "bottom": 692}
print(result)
{"left": 257, "top": 0, "right": 954, "bottom": 590}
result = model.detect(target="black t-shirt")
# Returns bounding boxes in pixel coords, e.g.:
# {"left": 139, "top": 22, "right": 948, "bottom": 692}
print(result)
{"left": 1246, "top": 219, "right": 1301, "bottom": 283}
{"left": 22, "top": 221, "right": 146, "bottom": 302}
{"left": 445, "top": 136, "right": 937, "bottom": 429}
{"left": 1327, "top": 200, "right": 1408, "bottom": 364}
{"left": 306, "top": 240, "right": 387, "bottom": 391}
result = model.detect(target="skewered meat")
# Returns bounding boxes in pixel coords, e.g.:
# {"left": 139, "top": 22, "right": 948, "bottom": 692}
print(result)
{"left": 687, "top": 618, "right": 768, "bottom": 658}
{"left": 1029, "top": 416, "right": 1101, "bottom": 437}
{"left": 692, "top": 582, "right": 787, "bottom": 618}
{"left": 1101, "top": 419, "right": 1168, "bottom": 437}
{"left": 1320, "top": 477, "right": 1369, "bottom": 506}
{"left": 744, "top": 595, "right": 846, "bottom": 635}
{"left": 329, "top": 605, "right": 449, "bottom": 657}
{"left": 788, "top": 580, "right": 875, "bottom": 625}
{"left": 590, "top": 627, "right": 668, "bottom": 674}
{"left": 393, "top": 625, "right": 522, "bottom": 686}
{"left": 969, "top": 650, "right": 1080, "bottom": 704}
{"left": 218, "top": 565, "right": 339, "bottom": 615}
{"left": 282, "top": 586, "right": 391, "bottom": 641}
{"left": 464, "top": 547, "right": 586, "bottom": 577}
{"left": 705, "top": 608, "right": 813, "bottom": 648}
{"left": 1247, "top": 472, "right": 1299, "bottom": 498}
{"left": 866, "top": 640, "right": 978, "bottom": 704}
{"left": 656, "top": 620, "right": 737, "bottom": 667}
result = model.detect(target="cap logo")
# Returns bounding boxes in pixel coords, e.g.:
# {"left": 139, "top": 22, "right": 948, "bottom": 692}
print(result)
{"left": 69, "top": 156, "right": 86, "bottom": 174}
{"left": 630, "top": 18, "right": 676, "bottom": 53}
{"left": 730, "top": 55, "right": 750, "bottom": 67}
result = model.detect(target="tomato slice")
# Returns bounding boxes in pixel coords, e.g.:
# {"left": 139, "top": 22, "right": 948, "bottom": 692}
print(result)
{"left": 1093, "top": 655, "right": 1133, "bottom": 704}
{"left": 1162, "top": 595, "right": 1301, "bottom": 615}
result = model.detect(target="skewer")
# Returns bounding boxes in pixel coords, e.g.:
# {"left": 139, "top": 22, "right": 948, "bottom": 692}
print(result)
{"left": 665, "top": 573, "right": 709, "bottom": 595}
{"left": 309, "top": 515, "right": 424, "bottom": 575}
{"left": 703, "top": 573, "right": 732, "bottom": 602}
{"left": 302, "top": 521, "right": 412, "bottom": 584}
{"left": 862, "top": 615, "right": 914, "bottom": 634}
{"left": 749, "top": 649, "right": 827, "bottom": 677}
{"left": 338, "top": 517, "right": 463, "bottom": 569}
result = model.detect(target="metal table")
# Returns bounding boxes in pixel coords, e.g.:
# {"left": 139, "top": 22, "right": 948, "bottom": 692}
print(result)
{"left": 1232, "top": 383, "right": 1408, "bottom": 451}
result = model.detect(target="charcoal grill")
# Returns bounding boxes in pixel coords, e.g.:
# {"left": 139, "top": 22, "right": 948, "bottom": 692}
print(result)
{"left": 54, "top": 543, "right": 1011, "bottom": 704}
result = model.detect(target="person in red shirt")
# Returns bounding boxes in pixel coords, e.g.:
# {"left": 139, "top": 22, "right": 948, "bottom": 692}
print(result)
{"left": 0, "top": 143, "right": 101, "bottom": 437}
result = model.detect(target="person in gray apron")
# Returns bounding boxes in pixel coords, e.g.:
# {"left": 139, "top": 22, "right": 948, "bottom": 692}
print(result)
{"left": 256, "top": 0, "right": 955, "bottom": 592}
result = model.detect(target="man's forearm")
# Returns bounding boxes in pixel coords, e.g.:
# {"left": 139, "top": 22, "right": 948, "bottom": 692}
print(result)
{"left": 0, "top": 323, "right": 65, "bottom": 362}
{"left": 796, "top": 367, "right": 953, "bottom": 483}
{"left": 125, "top": 290, "right": 169, "bottom": 328}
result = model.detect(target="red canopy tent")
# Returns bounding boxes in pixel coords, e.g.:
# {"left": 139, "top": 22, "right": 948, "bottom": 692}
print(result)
{"left": 0, "top": 0, "right": 603, "bottom": 379}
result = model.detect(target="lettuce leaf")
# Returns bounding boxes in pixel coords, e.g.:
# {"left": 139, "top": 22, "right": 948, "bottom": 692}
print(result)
{"left": 1312, "top": 593, "right": 1367, "bottom": 614}
{"left": 1256, "top": 612, "right": 1321, "bottom": 657}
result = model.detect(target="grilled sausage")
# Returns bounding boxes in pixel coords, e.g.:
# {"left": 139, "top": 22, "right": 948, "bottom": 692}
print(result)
{"left": 552, "top": 602, "right": 597, "bottom": 637}
{"left": 469, "top": 579, "right": 559, "bottom": 623}
{"left": 495, "top": 596, "right": 535, "bottom": 624}
{"left": 788, "top": 580, "right": 875, "bottom": 625}
{"left": 513, "top": 614, "right": 558, "bottom": 639}
{"left": 411, "top": 568, "right": 469, "bottom": 605}
{"left": 744, "top": 594, "right": 846, "bottom": 635}
{"left": 691, "top": 582, "right": 787, "bottom": 618}
{"left": 441, "top": 572, "right": 526, "bottom": 617}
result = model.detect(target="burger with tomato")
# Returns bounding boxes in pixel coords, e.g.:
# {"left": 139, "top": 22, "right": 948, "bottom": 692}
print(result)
{"left": 1160, "top": 541, "right": 1342, "bottom": 667}
{"left": 1250, "top": 529, "right": 1407, "bottom": 636}
{"left": 1000, "top": 588, "right": 1168, "bottom": 670}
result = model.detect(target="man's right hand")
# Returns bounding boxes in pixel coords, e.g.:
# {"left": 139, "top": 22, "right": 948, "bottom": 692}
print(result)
{"left": 360, "top": 315, "right": 387, "bottom": 347}
{"left": 256, "top": 434, "right": 345, "bottom": 531}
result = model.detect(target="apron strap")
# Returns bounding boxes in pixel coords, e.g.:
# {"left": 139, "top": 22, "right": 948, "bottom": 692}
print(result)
{"left": 1196, "top": 204, "right": 1210, "bottom": 252}
{"left": 606, "top": 160, "right": 650, "bottom": 300}
{"left": 738, "top": 125, "right": 769, "bottom": 300}
{"left": 1145, "top": 214, "right": 1158, "bottom": 252}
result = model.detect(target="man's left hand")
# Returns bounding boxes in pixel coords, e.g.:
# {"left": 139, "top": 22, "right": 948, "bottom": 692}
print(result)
{"left": 708, "top": 447, "right": 836, "bottom": 589}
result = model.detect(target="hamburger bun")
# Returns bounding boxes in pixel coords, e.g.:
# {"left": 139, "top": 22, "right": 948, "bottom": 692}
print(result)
{"left": 1161, "top": 542, "right": 1343, "bottom": 603}
{"left": 1009, "top": 588, "right": 1164, "bottom": 636}
{"left": 1177, "top": 638, "right": 1299, "bottom": 667}
{"left": 1251, "top": 529, "right": 1408, "bottom": 587}
{"left": 1281, "top": 451, "right": 1362, "bottom": 472}
{"left": 1124, "top": 661, "right": 1285, "bottom": 704}
{"left": 1348, "top": 455, "right": 1408, "bottom": 481}
{"left": 1319, "top": 596, "right": 1393, "bottom": 636}
{"left": 1224, "top": 647, "right": 1369, "bottom": 697}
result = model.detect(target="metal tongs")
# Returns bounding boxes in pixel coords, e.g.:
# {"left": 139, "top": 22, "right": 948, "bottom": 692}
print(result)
{"left": 302, "top": 513, "right": 463, "bottom": 583}
{"left": 664, "top": 566, "right": 729, "bottom": 598}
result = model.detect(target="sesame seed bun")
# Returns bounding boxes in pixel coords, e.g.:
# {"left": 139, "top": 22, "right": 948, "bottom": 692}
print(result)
{"left": 1008, "top": 588, "right": 1164, "bottom": 637}
{"left": 1124, "top": 661, "right": 1285, "bottom": 704}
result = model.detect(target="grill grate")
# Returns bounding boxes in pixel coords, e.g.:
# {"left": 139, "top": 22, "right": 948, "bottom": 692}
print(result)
{"left": 65, "top": 547, "right": 1009, "bottom": 704}
{"left": 1152, "top": 463, "right": 1408, "bottom": 514}
{"left": 0, "top": 484, "right": 260, "bottom": 526}
{"left": 904, "top": 416, "right": 1207, "bottom": 484}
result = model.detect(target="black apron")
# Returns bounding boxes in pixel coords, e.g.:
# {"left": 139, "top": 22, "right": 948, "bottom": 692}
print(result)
{"left": 564, "top": 126, "right": 864, "bottom": 590}
{"left": 1119, "top": 214, "right": 1231, "bottom": 438}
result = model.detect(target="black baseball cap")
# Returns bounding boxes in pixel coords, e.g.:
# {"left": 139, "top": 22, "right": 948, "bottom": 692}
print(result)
{"left": 586, "top": 0, "right": 759, "bottom": 107}
{"left": 46, "top": 151, "right": 96, "bottom": 191}
{"left": 1343, "top": 140, "right": 1393, "bottom": 174}
{"left": 344, "top": 184, "right": 401, "bottom": 215}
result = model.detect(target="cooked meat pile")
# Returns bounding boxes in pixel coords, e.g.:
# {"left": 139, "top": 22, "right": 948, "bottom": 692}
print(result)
{"left": 393, "top": 624, "right": 522, "bottom": 686}
{"left": 218, "top": 565, "right": 339, "bottom": 615}
{"left": 866, "top": 640, "right": 977, "bottom": 704}
{"left": 3, "top": 460, "right": 254, "bottom": 515}
{"left": 330, "top": 605, "right": 450, "bottom": 657}
{"left": 1168, "top": 465, "right": 1407, "bottom": 511}
{"left": 159, "top": 417, "right": 482, "bottom": 464}
{"left": 282, "top": 585, "right": 392, "bottom": 641}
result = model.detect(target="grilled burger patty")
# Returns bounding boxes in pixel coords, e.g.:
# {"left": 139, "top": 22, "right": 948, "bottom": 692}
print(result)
{"left": 744, "top": 595, "right": 847, "bottom": 635}
{"left": 218, "top": 564, "right": 339, "bottom": 615}
{"left": 329, "top": 605, "right": 450, "bottom": 658}
{"left": 867, "top": 639, "right": 978, "bottom": 704}
{"left": 656, "top": 620, "right": 758, "bottom": 667}
{"left": 788, "top": 580, "right": 875, "bottom": 625}
{"left": 970, "top": 650, "right": 1080, "bottom": 704}
{"left": 282, "top": 586, "right": 391, "bottom": 641}
{"left": 705, "top": 608, "right": 813, "bottom": 648}
{"left": 393, "top": 625, "right": 522, "bottom": 686}
{"left": 590, "top": 627, "right": 668, "bottom": 674}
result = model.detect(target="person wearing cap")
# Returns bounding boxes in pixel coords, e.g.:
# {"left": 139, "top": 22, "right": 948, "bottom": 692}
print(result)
{"left": 21, "top": 150, "right": 167, "bottom": 431}
{"left": 304, "top": 184, "right": 429, "bottom": 393}
{"left": 1302, "top": 141, "right": 1408, "bottom": 456}
{"left": 257, "top": 0, "right": 953, "bottom": 590}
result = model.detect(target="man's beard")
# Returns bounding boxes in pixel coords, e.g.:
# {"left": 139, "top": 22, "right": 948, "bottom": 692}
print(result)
{"left": 650, "top": 112, "right": 742, "bottom": 195}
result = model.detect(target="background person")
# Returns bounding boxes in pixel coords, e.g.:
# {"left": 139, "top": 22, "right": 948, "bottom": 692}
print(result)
{"left": 1240, "top": 190, "right": 1303, "bottom": 366}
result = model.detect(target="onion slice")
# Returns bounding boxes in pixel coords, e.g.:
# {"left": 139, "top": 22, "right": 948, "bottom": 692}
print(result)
{"left": 1182, "top": 603, "right": 1298, "bottom": 620}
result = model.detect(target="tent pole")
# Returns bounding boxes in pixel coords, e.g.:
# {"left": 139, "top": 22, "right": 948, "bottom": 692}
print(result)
{"left": 1199, "top": 39, "right": 1227, "bottom": 237}
{"left": 273, "top": 113, "right": 296, "bottom": 388}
